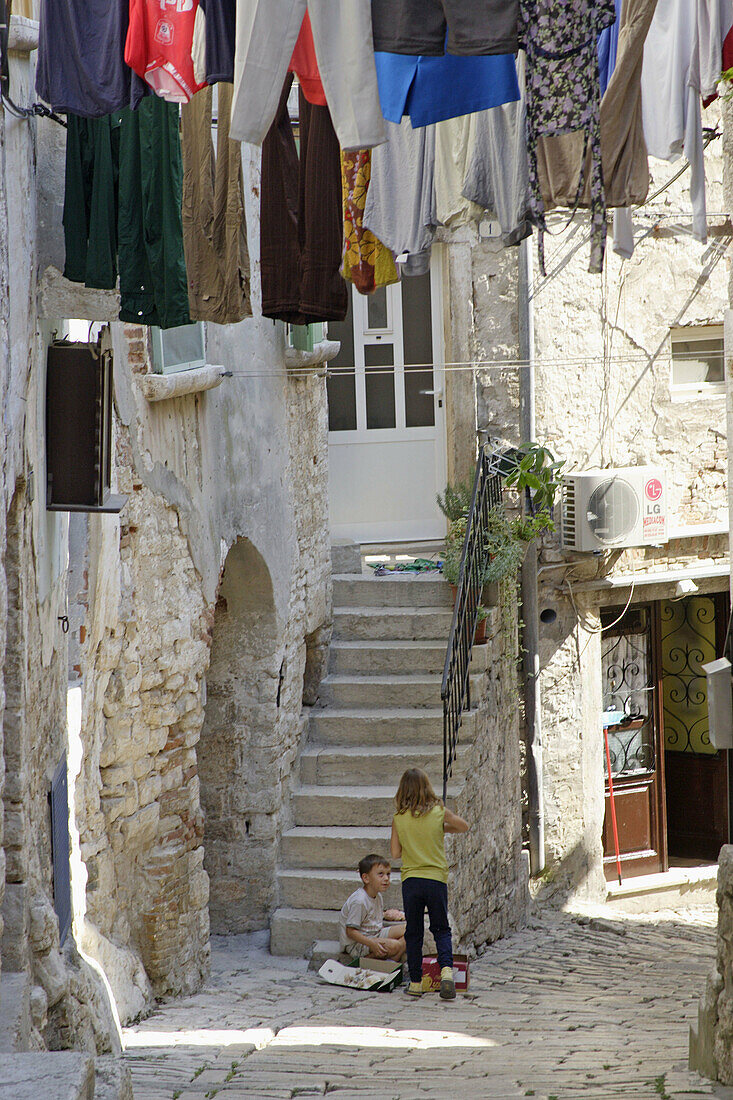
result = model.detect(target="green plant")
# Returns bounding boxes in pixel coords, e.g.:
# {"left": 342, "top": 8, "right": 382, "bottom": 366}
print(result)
{"left": 476, "top": 605, "right": 489, "bottom": 622}
{"left": 496, "top": 442, "right": 565, "bottom": 515}
{"left": 442, "top": 516, "right": 467, "bottom": 586}
{"left": 436, "top": 479, "right": 474, "bottom": 521}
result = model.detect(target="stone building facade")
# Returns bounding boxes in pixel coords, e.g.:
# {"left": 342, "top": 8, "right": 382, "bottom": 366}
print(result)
{"left": 1, "top": 10, "right": 333, "bottom": 1086}
{"left": 435, "top": 104, "right": 730, "bottom": 902}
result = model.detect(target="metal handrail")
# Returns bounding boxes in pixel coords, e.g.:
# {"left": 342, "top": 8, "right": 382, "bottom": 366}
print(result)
{"left": 441, "top": 447, "right": 503, "bottom": 799}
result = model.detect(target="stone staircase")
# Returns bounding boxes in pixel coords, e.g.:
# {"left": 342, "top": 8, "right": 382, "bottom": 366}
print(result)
{"left": 270, "top": 570, "right": 473, "bottom": 957}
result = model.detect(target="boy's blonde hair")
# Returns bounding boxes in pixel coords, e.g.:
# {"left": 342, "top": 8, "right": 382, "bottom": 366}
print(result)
{"left": 395, "top": 767, "right": 441, "bottom": 816}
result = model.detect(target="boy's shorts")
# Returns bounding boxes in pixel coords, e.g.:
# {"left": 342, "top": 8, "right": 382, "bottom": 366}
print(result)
{"left": 344, "top": 926, "right": 392, "bottom": 959}
{"left": 371, "top": 0, "right": 519, "bottom": 58}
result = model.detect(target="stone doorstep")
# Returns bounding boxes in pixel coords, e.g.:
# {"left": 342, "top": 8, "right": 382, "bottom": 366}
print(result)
{"left": 0, "top": 1053, "right": 94, "bottom": 1100}
{"left": 606, "top": 863, "right": 718, "bottom": 913}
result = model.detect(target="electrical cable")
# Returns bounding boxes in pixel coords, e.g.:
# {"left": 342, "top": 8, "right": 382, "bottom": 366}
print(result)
{"left": 564, "top": 564, "right": 637, "bottom": 635}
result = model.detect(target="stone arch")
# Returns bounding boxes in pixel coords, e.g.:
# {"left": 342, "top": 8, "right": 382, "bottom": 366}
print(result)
{"left": 199, "top": 537, "right": 282, "bottom": 933}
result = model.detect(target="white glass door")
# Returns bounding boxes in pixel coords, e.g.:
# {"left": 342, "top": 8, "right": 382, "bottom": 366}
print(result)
{"left": 327, "top": 258, "right": 447, "bottom": 544}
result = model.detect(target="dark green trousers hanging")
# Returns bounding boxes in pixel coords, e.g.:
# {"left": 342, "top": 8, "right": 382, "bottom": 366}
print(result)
{"left": 118, "top": 96, "right": 191, "bottom": 330}
{"left": 63, "top": 113, "right": 121, "bottom": 289}
{"left": 63, "top": 98, "right": 190, "bottom": 329}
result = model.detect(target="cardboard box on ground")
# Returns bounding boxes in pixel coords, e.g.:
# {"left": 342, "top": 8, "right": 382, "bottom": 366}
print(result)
{"left": 319, "top": 957, "right": 403, "bottom": 991}
{"left": 318, "top": 955, "right": 469, "bottom": 993}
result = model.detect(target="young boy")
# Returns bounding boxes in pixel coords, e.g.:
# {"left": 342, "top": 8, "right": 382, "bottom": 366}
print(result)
{"left": 339, "top": 854, "right": 406, "bottom": 960}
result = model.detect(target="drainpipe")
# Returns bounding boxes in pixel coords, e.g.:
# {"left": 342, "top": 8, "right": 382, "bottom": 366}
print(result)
{"left": 518, "top": 237, "right": 545, "bottom": 877}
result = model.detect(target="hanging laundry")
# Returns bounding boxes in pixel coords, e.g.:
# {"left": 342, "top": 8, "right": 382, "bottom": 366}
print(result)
{"left": 641, "top": 0, "right": 728, "bottom": 244}
{"left": 231, "top": 1, "right": 385, "bottom": 151}
{"left": 342, "top": 150, "right": 400, "bottom": 294}
{"left": 371, "top": 0, "right": 518, "bottom": 57}
{"left": 118, "top": 97, "right": 192, "bottom": 329}
{"left": 598, "top": 0, "right": 623, "bottom": 96}
{"left": 289, "top": 11, "right": 327, "bottom": 106}
{"left": 37, "top": 0, "right": 148, "bottom": 117}
{"left": 63, "top": 114, "right": 123, "bottom": 289}
{"left": 703, "top": 0, "right": 733, "bottom": 106}
{"left": 62, "top": 97, "right": 191, "bottom": 329}
{"left": 536, "top": 0, "right": 658, "bottom": 213}
{"left": 461, "top": 55, "right": 537, "bottom": 245}
{"left": 260, "top": 74, "right": 347, "bottom": 324}
{"left": 363, "top": 118, "right": 437, "bottom": 277}
{"left": 181, "top": 84, "right": 251, "bottom": 324}
{"left": 520, "top": 0, "right": 616, "bottom": 275}
{"left": 125, "top": 0, "right": 206, "bottom": 104}
{"left": 434, "top": 115, "right": 483, "bottom": 227}
{"left": 374, "top": 51, "right": 520, "bottom": 128}
{"left": 193, "top": 0, "right": 236, "bottom": 85}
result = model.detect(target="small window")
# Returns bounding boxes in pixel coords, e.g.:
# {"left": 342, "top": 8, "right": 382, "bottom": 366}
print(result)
{"left": 670, "top": 324, "right": 725, "bottom": 398}
{"left": 151, "top": 322, "right": 206, "bottom": 375}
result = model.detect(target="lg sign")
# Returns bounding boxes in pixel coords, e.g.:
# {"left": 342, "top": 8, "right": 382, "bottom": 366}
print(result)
{"left": 645, "top": 478, "right": 663, "bottom": 502}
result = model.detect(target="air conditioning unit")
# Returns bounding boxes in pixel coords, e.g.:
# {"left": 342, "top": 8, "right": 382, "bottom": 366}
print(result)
{"left": 561, "top": 466, "right": 667, "bottom": 551}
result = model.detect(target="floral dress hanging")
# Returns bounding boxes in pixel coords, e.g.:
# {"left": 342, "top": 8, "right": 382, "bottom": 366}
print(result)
{"left": 520, "top": 0, "right": 616, "bottom": 275}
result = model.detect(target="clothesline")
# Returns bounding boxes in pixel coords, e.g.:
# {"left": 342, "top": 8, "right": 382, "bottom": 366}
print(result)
{"left": 225, "top": 350, "right": 727, "bottom": 381}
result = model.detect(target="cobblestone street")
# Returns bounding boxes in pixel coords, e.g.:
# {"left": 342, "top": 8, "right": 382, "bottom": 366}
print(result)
{"left": 124, "top": 903, "right": 732, "bottom": 1100}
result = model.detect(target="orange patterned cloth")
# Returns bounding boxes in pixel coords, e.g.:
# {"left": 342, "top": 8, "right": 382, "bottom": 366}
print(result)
{"left": 341, "top": 149, "right": 399, "bottom": 295}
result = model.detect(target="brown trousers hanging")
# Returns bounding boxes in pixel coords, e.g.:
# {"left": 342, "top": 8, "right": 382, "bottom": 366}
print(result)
{"left": 181, "top": 83, "right": 251, "bottom": 325}
{"left": 260, "top": 73, "right": 347, "bottom": 325}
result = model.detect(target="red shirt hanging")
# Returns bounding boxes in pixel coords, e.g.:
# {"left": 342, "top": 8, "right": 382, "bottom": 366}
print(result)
{"left": 288, "top": 11, "right": 326, "bottom": 107}
{"left": 126, "top": 0, "right": 206, "bottom": 104}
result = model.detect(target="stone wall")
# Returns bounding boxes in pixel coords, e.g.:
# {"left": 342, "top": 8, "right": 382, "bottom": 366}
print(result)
{"left": 0, "top": 18, "right": 120, "bottom": 1057}
{"left": 690, "top": 847, "right": 733, "bottom": 1082}
{"left": 451, "top": 580, "right": 529, "bottom": 950}
{"left": 462, "top": 123, "right": 731, "bottom": 902}
{"left": 72, "top": 301, "right": 332, "bottom": 1009}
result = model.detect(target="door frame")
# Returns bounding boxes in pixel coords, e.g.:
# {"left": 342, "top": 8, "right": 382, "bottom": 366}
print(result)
{"left": 327, "top": 248, "right": 448, "bottom": 545}
{"left": 602, "top": 601, "right": 668, "bottom": 879}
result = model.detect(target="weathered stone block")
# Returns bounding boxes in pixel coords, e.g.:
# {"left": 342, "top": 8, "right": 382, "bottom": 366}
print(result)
{"left": 29, "top": 894, "right": 59, "bottom": 954}
{"left": 34, "top": 948, "right": 69, "bottom": 1007}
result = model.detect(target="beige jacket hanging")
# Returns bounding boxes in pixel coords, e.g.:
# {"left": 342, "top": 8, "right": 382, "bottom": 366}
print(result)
{"left": 181, "top": 84, "right": 251, "bottom": 326}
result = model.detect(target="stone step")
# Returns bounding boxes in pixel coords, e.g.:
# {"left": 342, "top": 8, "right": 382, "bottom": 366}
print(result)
{"left": 307, "top": 706, "right": 474, "bottom": 747}
{"left": 293, "top": 783, "right": 461, "bottom": 827}
{"left": 332, "top": 575, "right": 453, "bottom": 609}
{"left": 329, "top": 639, "right": 448, "bottom": 676}
{"left": 0, "top": 1053, "right": 95, "bottom": 1100}
{"left": 270, "top": 908, "right": 340, "bottom": 956}
{"left": 278, "top": 868, "right": 403, "bottom": 911}
{"left": 300, "top": 745, "right": 446, "bottom": 786}
{"left": 281, "top": 826, "right": 394, "bottom": 869}
{"left": 333, "top": 607, "right": 455, "bottom": 642}
{"left": 306, "top": 940, "right": 347, "bottom": 970}
{"left": 318, "top": 673, "right": 446, "bottom": 709}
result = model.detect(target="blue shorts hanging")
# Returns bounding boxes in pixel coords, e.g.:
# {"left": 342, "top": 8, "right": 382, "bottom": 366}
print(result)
{"left": 374, "top": 50, "right": 519, "bottom": 128}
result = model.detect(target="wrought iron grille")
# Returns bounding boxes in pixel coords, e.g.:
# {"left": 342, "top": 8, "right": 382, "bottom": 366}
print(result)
{"left": 602, "top": 607, "right": 656, "bottom": 777}
{"left": 441, "top": 448, "right": 503, "bottom": 799}
{"left": 661, "top": 595, "right": 717, "bottom": 755}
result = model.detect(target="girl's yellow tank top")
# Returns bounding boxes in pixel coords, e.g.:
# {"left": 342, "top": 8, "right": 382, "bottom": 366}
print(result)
{"left": 394, "top": 804, "right": 448, "bottom": 883}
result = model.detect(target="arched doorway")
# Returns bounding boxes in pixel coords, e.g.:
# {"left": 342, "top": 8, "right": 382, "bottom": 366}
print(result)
{"left": 199, "top": 538, "right": 281, "bottom": 933}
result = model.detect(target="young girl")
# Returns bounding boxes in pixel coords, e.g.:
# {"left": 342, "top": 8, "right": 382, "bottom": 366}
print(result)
{"left": 390, "top": 767, "right": 469, "bottom": 1000}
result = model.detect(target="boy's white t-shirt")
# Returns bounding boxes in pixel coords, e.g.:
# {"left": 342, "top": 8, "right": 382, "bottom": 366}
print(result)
{"left": 338, "top": 886, "right": 383, "bottom": 950}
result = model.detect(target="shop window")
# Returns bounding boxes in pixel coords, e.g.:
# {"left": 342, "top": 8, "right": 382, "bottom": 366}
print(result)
{"left": 670, "top": 324, "right": 725, "bottom": 398}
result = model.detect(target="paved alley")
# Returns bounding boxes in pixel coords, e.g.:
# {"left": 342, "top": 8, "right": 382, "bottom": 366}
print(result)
{"left": 124, "top": 903, "right": 731, "bottom": 1100}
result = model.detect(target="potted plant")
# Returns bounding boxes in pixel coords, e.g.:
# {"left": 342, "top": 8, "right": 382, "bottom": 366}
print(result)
{"left": 474, "top": 605, "right": 489, "bottom": 645}
{"left": 436, "top": 479, "right": 474, "bottom": 523}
